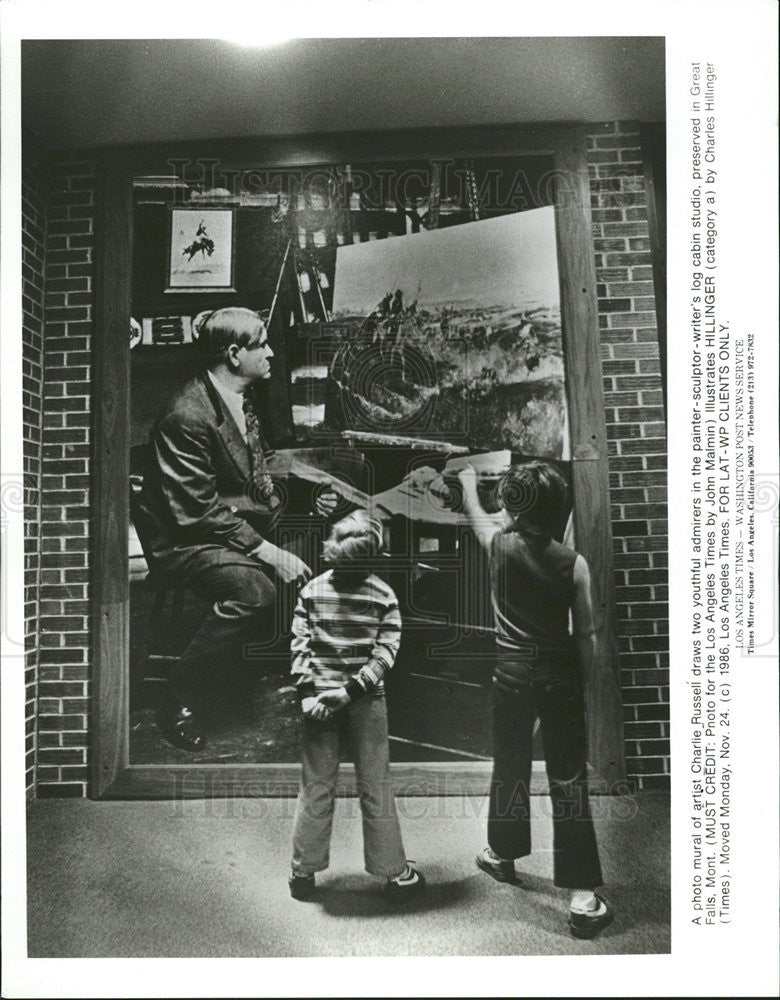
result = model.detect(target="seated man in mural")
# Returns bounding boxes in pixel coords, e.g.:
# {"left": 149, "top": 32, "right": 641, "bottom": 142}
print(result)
{"left": 135, "top": 306, "right": 337, "bottom": 751}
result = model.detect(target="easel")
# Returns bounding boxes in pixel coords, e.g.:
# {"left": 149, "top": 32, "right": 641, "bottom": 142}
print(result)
{"left": 266, "top": 238, "right": 332, "bottom": 333}
{"left": 264, "top": 161, "right": 482, "bottom": 331}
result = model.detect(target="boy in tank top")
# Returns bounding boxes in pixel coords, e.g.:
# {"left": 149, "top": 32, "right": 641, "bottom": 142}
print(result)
{"left": 459, "top": 460, "right": 613, "bottom": 939}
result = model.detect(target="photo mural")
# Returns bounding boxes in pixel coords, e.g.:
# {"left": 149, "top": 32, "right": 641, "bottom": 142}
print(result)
{"left": 128, "top": 166, "right": 573, "bottom": 767}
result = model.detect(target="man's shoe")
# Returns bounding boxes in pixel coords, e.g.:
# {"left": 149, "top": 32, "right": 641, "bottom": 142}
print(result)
{"left": 386, "top": 863, "right": 425, "bottom": 903}
{"left": 476, "top": 846, "right": 519, "bottom": 885}
{"left": 157, "top": 701, "right": 206, "bottom": 752}
{"left": 289, "top": 871, "right": 315, "bottom": 901}
{"left": 568, "top": 894, "right": 614, "bottom": 939}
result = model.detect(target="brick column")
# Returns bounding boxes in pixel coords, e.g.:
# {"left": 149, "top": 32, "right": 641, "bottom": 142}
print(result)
{"left": 22, "top": 132, "right": 49, "bottom": 797}
{"left": 37, "top": 154, "right": 96, "bottom": 797}
{"left": 588, "top": 122, "right": 670, "bottom": 789}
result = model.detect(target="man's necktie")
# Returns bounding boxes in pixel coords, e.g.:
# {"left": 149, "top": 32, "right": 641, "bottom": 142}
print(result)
{"left": 242, "top": 394, "right": 279, "bottom": 510}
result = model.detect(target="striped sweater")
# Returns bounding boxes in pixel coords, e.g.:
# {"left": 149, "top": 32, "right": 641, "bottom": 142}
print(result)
{"left": 290, "top": 570, "right": 402, "bottom": 701}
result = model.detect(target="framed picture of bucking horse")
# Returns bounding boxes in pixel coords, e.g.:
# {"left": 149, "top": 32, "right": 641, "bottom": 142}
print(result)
{"left": 166, "top": 207, "right": 236, "bottom": 293}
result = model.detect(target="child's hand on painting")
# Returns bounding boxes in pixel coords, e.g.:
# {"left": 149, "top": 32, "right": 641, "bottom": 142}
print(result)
{"left": 402, "top": 466, "right": 455, "bottom": 511}
{"left": 457, "top": 463, "right": 478, "bottom": 488}
{"left": 457, "top": 464, "right": 480, "bottom": 504}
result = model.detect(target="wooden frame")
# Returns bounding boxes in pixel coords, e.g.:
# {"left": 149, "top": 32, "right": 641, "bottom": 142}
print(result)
{"left": 92, "top": 123, "right": 626, "bottom": 798}
{"left": 165, "top": 206, "right": 236, "bottom": 293}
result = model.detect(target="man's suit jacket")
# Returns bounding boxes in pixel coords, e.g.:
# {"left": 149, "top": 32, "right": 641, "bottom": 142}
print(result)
{"left": 135, "top": 372, "right": 283, "bottom": 572}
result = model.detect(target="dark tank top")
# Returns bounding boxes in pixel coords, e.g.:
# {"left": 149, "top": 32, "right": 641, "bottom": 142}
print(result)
{"left": 489, "top": 527, "right": 578, "bottom": 686}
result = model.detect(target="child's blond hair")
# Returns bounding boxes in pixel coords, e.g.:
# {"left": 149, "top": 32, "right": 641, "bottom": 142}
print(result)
{"left": 321, "top": 510, "right": 385, "bottom": 569}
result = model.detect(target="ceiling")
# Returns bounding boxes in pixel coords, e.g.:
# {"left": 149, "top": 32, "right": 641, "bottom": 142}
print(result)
{"left": 22, "top": 36, "right": 665, "bottom": 150}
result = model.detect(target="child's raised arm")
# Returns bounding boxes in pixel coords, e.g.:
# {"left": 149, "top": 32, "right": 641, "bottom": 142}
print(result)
{"left": 572, "top": 554, "right": 597, "bottom": 687}
{"left": 457, "top": 465, "right": 506, "bottom": 553}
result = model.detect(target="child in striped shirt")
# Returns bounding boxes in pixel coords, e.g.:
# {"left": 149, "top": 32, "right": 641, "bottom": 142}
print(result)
{"left": 288, "top": 510, "right": 425, "bottom": 902}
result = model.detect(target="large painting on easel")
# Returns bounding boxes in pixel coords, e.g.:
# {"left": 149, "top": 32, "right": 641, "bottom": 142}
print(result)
{"left": 292, "top": 206, "right": 568, "bottom": 460}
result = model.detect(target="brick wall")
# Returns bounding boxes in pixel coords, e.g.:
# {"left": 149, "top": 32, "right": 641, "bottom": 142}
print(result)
{"left": 587, "top": 122, "right": 670, "bottom": 790}
{"left": 36, "top": 153, "right": 96, "bottom": 798}
{"left": 22, "top": 131, "right": 49, "bottom": 797}
{"left": 29, "top": 126, "right": 668, "bottom": 795}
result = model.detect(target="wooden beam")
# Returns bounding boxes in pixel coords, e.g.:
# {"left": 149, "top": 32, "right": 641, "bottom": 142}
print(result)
{"left": 91, "top": 155, "right": 134, "bottom": 797}
{"left": 96, "top": 761, "right": 622, "bottom": 799}
{"left": 87, "top": 122, "right": 572, "bottom": 177}
{"left": 554, "top": 130, "right": 626, "bottom": 787}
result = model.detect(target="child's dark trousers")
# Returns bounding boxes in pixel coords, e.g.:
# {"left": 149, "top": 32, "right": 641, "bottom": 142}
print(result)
{"left": 488, "top": 668, "right": 603, "bottom": 889}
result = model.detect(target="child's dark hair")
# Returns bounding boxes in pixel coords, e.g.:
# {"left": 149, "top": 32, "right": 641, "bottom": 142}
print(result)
{"left": 496, "top": 461, "right": 568, "bottom": 536}
{"left": 321, "top": 510, "right": 385, "bottom": 571}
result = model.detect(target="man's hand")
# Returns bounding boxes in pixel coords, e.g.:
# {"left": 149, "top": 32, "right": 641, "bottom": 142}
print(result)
{"left": 250, "top": 540, "right": 311, "bottom": 584}
{"left": 314, "top": 487, "right": 340, "bottom": 518}
{"left": 300, "top": 696, "right": 318, "bottom": 717}
{"left": 316, "top": 688, "right": 350, "bottom": 711}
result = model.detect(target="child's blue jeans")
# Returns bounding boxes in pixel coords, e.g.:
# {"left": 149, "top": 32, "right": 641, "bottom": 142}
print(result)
{"left": 291, "top": 695, "right": 407, "bottom": 878}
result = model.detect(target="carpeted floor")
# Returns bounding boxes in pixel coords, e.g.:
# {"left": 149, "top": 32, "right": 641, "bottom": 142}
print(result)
{"left": 27, "top": 792, "right": 669, "bottom": 958}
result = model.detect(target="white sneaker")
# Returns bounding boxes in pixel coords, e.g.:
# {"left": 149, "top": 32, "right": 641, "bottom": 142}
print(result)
{"left": 568, "top": 893, "right": 614, "bottom": 939}
{"left": 386, "top": 863, "right": 426, "bottom": 902}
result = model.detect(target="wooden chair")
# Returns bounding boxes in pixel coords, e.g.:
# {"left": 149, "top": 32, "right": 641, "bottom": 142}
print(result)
{"left": 129, "top": 451, "right": 187, "bottom": 688}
